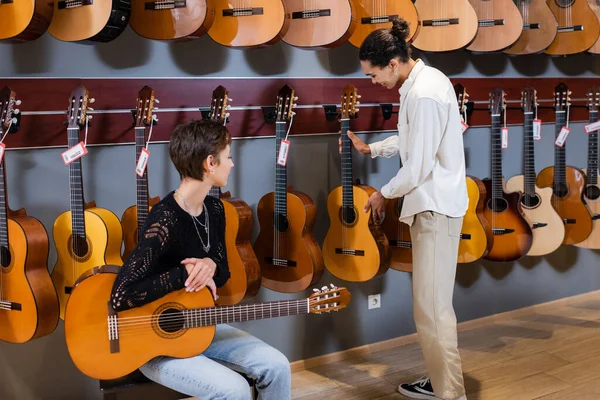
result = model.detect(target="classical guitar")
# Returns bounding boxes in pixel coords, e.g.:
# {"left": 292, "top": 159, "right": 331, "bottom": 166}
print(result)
{"left": 587, "top": 0, "right": 600, "bottom": 54}
{"left": 64, "top": 265, "right": 350, "bottom": 379}
{"left": 120, "top": 86, "right": 161, "bottom": 262}
{"left": 506, "top": 87, "right": 565, "bottom": 256}
{"left": 545, "top": 0, "right": 600, "bottom": 55}
{"left": 537, "top": 83, "right": 593, "bottom": 245}
{"left": 466, "top": 0, "right": 524, "bottom": 52}
{"left": 0, "top": 87, "right": 58, "bottom": 343}
{"left": 282, "top": 0, "right": 357, "bottom": 48}
{"left": 129, "top": 0, "right": 215, "bottom": 40}
{"left": 51, "top": 85, "right": 124, "bottom": 319}
{"left": 411, "top": 0, "right": 478, "bottom": 52}
{"left": 348, "top": 0, "right": 418, "bottom": 48}
{"left": 323, "top": 84, "right": 390, "bottom": 282}
{"left": 253, "top": 85, "right": 324, "bottom": 293}
{"left": 504, "top": 0, "right": 558, "bottom": 55}
{"left": 575, "top": 86, "right": 600, "bottom": 249}
{"left": 48, "top": 0, "right": 131, "bottom": 42}
{"left": 381, "top": 195, "right": 412, "bottom": 272}
{"left": 482, "top": 88, "right": 533, "bottom": 262}
{"left": 0, "top": 0, "right": 53, "bottom": 41}
{"left": 205, "top": 86, "right": 261, "bottom": 305}
{"left": 208, "top": 0, "right": 290, "bottom": 47}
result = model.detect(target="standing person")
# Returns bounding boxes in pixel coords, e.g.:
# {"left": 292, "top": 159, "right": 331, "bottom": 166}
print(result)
{"left": 110, "top": 119, "right": 292, "bottom": 400}
{"left": 340, "top": 17, "right": 469, "bottom": 400}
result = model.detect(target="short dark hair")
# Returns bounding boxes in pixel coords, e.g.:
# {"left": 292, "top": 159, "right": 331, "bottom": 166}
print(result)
{"left": 169, "top": 119, "right": 232, "bottom": 181}
{"left": 359, "top": 17, "right": 412, "bottom": 68}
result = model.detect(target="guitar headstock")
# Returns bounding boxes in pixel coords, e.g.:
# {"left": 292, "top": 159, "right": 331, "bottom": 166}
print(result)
{"left": 308, "top": 284, "right": 351, "bottom": 314}
{"left": 587, "top": 85, "right": 600, "bottom": 113}
{"left": 66, "top": 85, "right": 93, "bottom": 129}
{"left": 134, "top": 86, "right": 157, "bottom": 128}
{"left": 454, "top": 83, "right": 468, "bottom": 116}
{"left": 489, "top": 88, "right": 506, "bottom": 116}
{"left": 521, "top": 87, "right": 537, "bottom": 114}
{"left": 554, "top": 83, "right": 571, "bottom": 112}
{"left": 0, "top": 86, "right": 19, "bottom": 133}
{"left": 340, "top": 84, "right": 360, "bottom": 119}
{"left": 209, "top": 85, "right": 230, "bottom": 123}
{"left": 275, "top": 85, "right": 296, "bottom": 123}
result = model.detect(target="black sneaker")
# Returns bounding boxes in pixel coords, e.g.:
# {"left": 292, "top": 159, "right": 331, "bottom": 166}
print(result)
{"left": 398, "top": 376, "right": 439, "bottom": 399}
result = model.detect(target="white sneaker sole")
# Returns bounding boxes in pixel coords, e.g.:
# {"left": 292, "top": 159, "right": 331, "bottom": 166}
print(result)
{"left": 397, "top": 385, "right": 438, "bottom": 399}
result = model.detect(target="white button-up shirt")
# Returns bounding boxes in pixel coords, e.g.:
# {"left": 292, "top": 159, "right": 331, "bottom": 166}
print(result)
{"left": 369, "top": 59, "right": 468, "bottom": 225}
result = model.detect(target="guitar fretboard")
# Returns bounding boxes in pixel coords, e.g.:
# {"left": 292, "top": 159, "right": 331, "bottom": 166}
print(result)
{"left": 588, "top": 110, "right": 599, "bottom": 185}
{"left": 490, "top": 114, "right": 503, "bottom": 201}
{"left": 68, "top": 127, "right": 86, "bottom": 238}
{"left": 553, "top": 111, "right": 567, "bottom": 192}
{"left": 274, "top": 122, "right": 287, "bottom": 225}
{"left": 340, "top": 119, "right": 354, "bottom": 209}
{"left": 135, "top": 127, "right": 149, "bottom": 236}
{"left": 523, "top": 112, "right": 536, "bottom": 197}
{"left": 0, "top": 130, "right": 8, "bottom": 250}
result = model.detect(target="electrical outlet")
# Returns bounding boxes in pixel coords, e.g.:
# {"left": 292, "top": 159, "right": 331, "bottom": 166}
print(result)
{"left": 368, "top": 294, "right": 381, "bottom": 310}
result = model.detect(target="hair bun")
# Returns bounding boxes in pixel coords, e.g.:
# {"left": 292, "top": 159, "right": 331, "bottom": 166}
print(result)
{"left": 389, "top": 17, "right": 410, "bottom": 43}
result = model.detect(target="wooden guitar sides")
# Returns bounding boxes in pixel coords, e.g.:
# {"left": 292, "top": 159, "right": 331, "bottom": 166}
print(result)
{"left": 506, "top": 175, "right": 565, "bottom": 256}
{"left": 129, "top": 0, "right": 215, "bottom": 40}
{"left": 481, "top": 179, "right": 533, "bottom": 262}
{"left": 586, "top": 0, "right": 600, "bottom": 54}
{"left": 537, "top": 166, "right": 593, "bottom": 245}
{"left": 504, "top": 0, "right": 558, "bottom": 55}
{"left": 467, "top": 0, "right": 523, "bottom": 52}
{"left": 0, "top": 0, "right": 53, "bottom": 41}
{"left": 120, "top": 196, "right": 160, "bottom": 262}
{"left": 458, "top": 176, "right": 492, "bottom": 264}
{"left": 348, "top": 0, "right": 418, "bottom": 48}
{"left": 216, "top": 195, "right": 261, "bottom": 305}
{"left": 323, "top": 184, "right": 390, "bottom": 282}
{"left": 208, "top": 0, "right": 290, "bottom": 47}
{"left": 574, "top": 168, "right": 600, "bottom": 249}
{"left": 545, "top": 0, "right": 600, "bottom": 55}
{"left": 411, "top": 0, "right": 478, "bottom": 52}
{"left": 283, "top": 0, "right": 357, "bottom": 48}
{"left": 381, "top": 196, "right": 412, "bottom": 272}
{"left": 253, "top": 190, "right": 324, "bottom": 293}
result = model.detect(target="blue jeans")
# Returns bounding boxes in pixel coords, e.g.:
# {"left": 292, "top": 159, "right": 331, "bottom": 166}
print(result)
{"left": 139, "top": 325, "right": 291, "bottom": 400}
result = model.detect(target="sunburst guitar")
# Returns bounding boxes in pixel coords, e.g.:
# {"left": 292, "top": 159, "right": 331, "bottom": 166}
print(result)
{"left": 545, "top": 0, "right": 600, "bottom": 55}
{"left": 0, "top": 0, "right": 53, "bottom": 41}
{"left": 323, "top": 84, "right": 390, "bottom": 282}
{"left": 504, "top": 0, "right": 558, "bottom": 55}
{"left": 120, "top": 86, "right": 160, "bottom": 262}
{"left": 0, "top": 87, "right": 59, "bottom": 343}
{"left": 466, "top": 0, "right": 524, "bottom": 52}
{"left": 51, "top": 85, "right": 123, "bottom": 319}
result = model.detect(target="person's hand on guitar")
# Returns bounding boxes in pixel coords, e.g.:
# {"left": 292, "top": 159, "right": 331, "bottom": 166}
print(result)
{"left": 364, "top": 191, "right": 387, "bottom": 223}
{"left": 182, "top": 257, "right": 219, "bottom": 300}
{"left": 338, "top": 130, "right": 371, "bottom": 155}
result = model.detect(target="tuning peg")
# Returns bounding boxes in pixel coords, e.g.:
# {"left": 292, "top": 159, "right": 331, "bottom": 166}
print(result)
{"left": 15, "top": 100, "right": 22, "bottom": 106}
{"left": 228, "top": 98, "right": 233, "bottom": 102}
{"left": 88, "top": 107, "right": 94, "bottom": 111}
{"left": 330, "top": 283, "right": 336, "bottom": 289}
{"left": 154, "top": 99, "right": 160, "bottom": 104}
{"left": 13, "top": 109, "right": 20, "bottom": 115}
{"left": 313, "top": 288, "right": 321, "bottom": 293}
{"left": 356, "top": 101, "right": 360, "bottom": 106}
{"left": 357, "top": 95, "right": 362, "bottom": 99}
{"left": 294, "top": 96, "right": 298, "bottom": 101}
{"left": 355, "top": 108, "right": 360, "bottom": 113}
{"left": 321, "top": 286, "right": 328, "bottom": 291}
{"left": 153, "top": 107, "right": 159, "bottom": 111}
{"left": 225, "top": 112, "right": 231, "bottom": 119}
{"left": 89, "top": 98, "right": 96, "bottom": 104}
{"left": 292, "top": 104, "right": 297, "bottom": 108}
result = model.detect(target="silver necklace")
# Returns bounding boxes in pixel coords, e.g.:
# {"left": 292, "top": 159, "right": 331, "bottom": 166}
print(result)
{"left": 175, "top": 189, "right": 210, "bottom": 252}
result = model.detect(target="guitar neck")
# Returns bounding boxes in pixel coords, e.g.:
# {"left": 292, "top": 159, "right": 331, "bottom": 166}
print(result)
{"left": 0, "top": 137, "right": 8, "bottom": 250}
{"left": 135, "top": 127, "right": 149, "bottom": 236}
{"left": 184, "top": 299, "right": 309, "bottom": 328}
{"left": 587, "top": 110, "right": 599, "bottom": 185}
{"left": 340, "top": 119, "right": 354, "bottom": 209}
{"left": 68, "top": 127, "right": 86, "bottom": 238}
{"left": 523, "top": 112, "right": 536, "bottom": 197}
{"left": 490, "top": 114, "right": 503, "bottom": 201}
{"left": 554, "top": 111, "right": 567, "bottom": 192}
{"left": 275, "top": 122, "right": 287, "bottom": 222}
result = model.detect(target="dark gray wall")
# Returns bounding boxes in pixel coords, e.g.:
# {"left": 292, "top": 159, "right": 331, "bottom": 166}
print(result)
{"left": 1, "top": 28, "right": 599, "bottom": 400}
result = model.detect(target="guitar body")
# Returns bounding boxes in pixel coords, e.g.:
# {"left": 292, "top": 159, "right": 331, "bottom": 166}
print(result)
{"left": 51, "top": 205, "right": 123, "bottom": 319}
{"left": 381, "top": 197, "right": 412, "bottom": 272}
{"left": 481, "top": 179, "right": 533, "bottom": 262}
{"left": 208, "top": 0, "right": 289, "bottom": 47}
{"left": 537, "top": 166, "right": 593, "bottom": 245}
{"left": 466, "top": 0, "right": 523, "bottom": 52}
{"left": 458, "top": 176, "right": 492, "bottom": 264}
{"left": 48, "top": 0, "right": 131, "bottom": 43}
{"left": 129, "top": 0, "right": 215, "bottom": 40}
{"left": 65, "top": 267, "right": 217, "bottom": 380}
{"left": 0, "top": 0, "right": 53, "bottom": 41}
{"left": 505, "top": 175, "right": 565, "bottom": 255}
{"left": 120, "top": 196, "right": 160, "bottom": 262}
{"left": 411, "top": 0, "right": 478, "bottom": 52}
{"left": 323, "top": 184, "right": 390, "bottom": 282}
{"left": 216, "top": 195, "right": 261, "bottom": 305}
{"left": 254, "top": 190, "right": 324, "bottom": 293}
{"left": 587, "top": 0, "right": 600, "bottom": 53}
{"left": 0, "top": 214, "right": 58, "bottom": 343}
{"left": 348, "top": 0, "right": 418, "bottom": 48}
{"left": 574, "top": 169, "right": 600, "bottom": 248}
{"left": 283, "top": 0, "right": 356, "bottom": 48}
{"left": 545, "top": 0, "right": 600, "bottom": 55}
{"left": 504, "top": 0, "right": 557, "bottom": 55}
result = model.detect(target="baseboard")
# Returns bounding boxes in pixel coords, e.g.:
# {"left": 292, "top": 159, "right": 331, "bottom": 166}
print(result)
{"left": 290, "top": 289, "right": 600, "bottom": 373}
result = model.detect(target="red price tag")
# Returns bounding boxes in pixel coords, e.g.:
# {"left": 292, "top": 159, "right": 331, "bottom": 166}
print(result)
{"left": 533, "top": 119, "right": 542, "bottom": 140}
{"left": 61, "top": 141, "right": 88, "bottom": 165}
{"left": 554, "top": 126, "right": 570, "bottom": 147}
{"left": 501, "top": 127, "right": 508, "bottom": 149}
{"left": 584, "top": 120, "right": 600, "bottom": 134}
{"left": 460, "top": 121, "right": 469, "bottom": 135}
{"left": 277, "top": 139, "right": 290, "bottom": 166}
{"left": 135, "top": 147, "right": 150, "bottom": 177}
{"left": 0, "top": 143, "right": 5, "bottom": 164}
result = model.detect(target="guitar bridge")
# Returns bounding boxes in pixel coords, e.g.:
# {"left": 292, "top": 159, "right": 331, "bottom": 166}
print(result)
{"left": 107, "top": 302, "right": 120, "bottom": 354}
{"left": 532, "top": 222, "right": 548, "bottom": 229}
{"left": 563, "top": 218, "right": 576, "bottom": 224}
{"left": 361, "top": 14, "right": 398, "bottom": 24}
{"left": 592, "top": 214, "right": 600, "bottom": 221}
{"left": 0, "top": 0, "right": 14, "bottom": 4}
{"left": 292, "top": 9, "right": 331, "bottom": 19}
{"left": 389, "top": 240, "right": 412, "bottom": 248}
{"left": 223, "top": 7, "right": 263, "bottom": 17}
{"left": 145, "top": 0, "right": 185, "bottom": 10}
{"left": 422, "top": 18, "right": 459, "bottom": 27}
{"left": 523, "top": 23, "right": 540, "bottom": 30}
{"left": 558, "top": 25, "right": 584, "bottom": 32}
{"left": 479, "top": 19, "right": 505, "bottom": 27}
{"left": 492, "top": 228, "right": 515, "bottom": 235}
{"left": 57, "top": 0, "right": 93, "bottom": 9}
{"left": 335, "top": 248, "right": 365, "bottom": 256}
{"left": 460, "top": 233, "right": 471, "bottom": 240}
{"left": 0, "top": 300, "right": 22, "bottom": 311}
{"left": 265, "top": 257, "right": 297, "bottom": 267}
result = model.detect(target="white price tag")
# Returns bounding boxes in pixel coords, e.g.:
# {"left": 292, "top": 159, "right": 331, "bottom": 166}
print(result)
{"left": 135, "top": 147, "right": 150, "bottom": 177}
{"left": 61, "top": 141, "right": 88, "bottom": 165}
{"left": 0, "top": 143, "right": 5, "bottom": 164}
{"left": 584, "top": 120, "right": 600, "bottom": 134}
{"left": 533, "top": 119, "right": 542, "bottom": 140}
{"left": 554, "top": 126, "right": 571, "bottom": 147}
{"left": 277, "top": 139, "right": 290, "bottom": 166}
{"left": 460, "top": 121, "right": 469, "bottom": 135}
{"left": 501, "top": 127, "right": 508, "bottom": 149}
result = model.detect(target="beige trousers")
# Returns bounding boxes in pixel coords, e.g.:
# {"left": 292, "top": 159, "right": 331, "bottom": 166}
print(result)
{"left": 410, "top": 210, "right": 465, "bottom": 400}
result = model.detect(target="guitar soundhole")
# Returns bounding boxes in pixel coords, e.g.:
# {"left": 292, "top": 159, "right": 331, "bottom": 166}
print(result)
{"left": 0, "top": 246, "right": 11, "bottom": 268}
{"left": 158, "top": 308, "right": 185, "bottom": 333}
{"left": 585, "top": 185, "right": 600, "bottom": 200}
{"left": 340, "top": 206, "right": 357, "bottom": 226}
{"left": 521, "top": 194, "right": 541, "bottom": 209}
{"left": 554, "top": 183, "right": 569, "bottom": 198}
{"left": 274, "top": 213, "right": 289, "bottom": 233}
{"left": 555, "top": 0, "right": 575, "bottom": 8}
{"left": 487, "top": 198, "right": 509, "bottom": 213}
{"left": 72, "top": 235, "right": 89, "bottom": 258}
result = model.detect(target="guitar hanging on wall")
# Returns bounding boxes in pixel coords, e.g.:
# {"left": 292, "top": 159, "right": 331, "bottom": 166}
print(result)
{"left": 0, "top": 0, "right": 53, "bottom": 41}
{"left": 503, "top": 0, "right": 557, "bottom": 55}
{"left": 544, "top": 0, "right": 600, "bottom": 56}
{"left": 466, "top": 0, "right": 524, "bottom": 52}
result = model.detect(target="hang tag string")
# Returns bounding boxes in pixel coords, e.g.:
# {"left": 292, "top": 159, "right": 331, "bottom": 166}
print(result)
{"left": 0, "top": 119, "right": 13, "bottom": 144}
{"left": 566, "top": 104, "right": 570, "bottom": 128}
{"left": 84, "top": 116, "right": 89, "bottom": 146}
{"left": 285, "top": 113, "right": 294, "bottom": 141}
{"left": 145, "top": 115, "right": 157, "bottom": 149}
